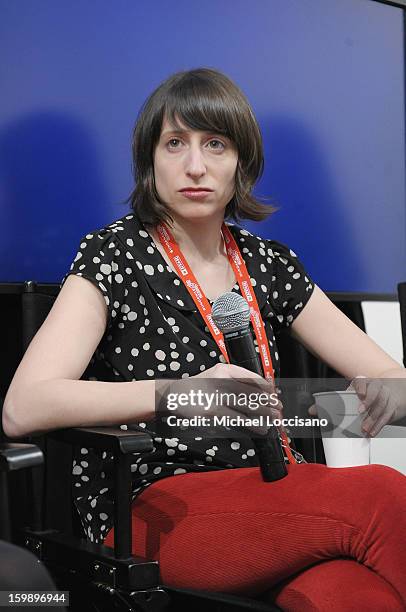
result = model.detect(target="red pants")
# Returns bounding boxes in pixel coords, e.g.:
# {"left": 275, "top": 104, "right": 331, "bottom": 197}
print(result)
{"left": 105, "top": 463, "right": 406, "bottom": 610}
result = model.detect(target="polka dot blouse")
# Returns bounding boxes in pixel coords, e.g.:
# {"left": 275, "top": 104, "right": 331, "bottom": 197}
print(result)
{"left": 60, "top": 211, "right": 315, "bottom": 543}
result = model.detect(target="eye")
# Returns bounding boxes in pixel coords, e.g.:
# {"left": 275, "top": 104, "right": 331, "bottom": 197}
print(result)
{"left": 167, "top": 138, "right": 182, "bottom": 149}
{"left": 207, "top": 139, "right": 225, "bottom": 151}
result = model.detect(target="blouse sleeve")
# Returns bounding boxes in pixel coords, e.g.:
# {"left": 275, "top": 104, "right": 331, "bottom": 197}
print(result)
{"left": 60, "top": 228, "right": 128, "bottom": 328}
{"left": 267, "top": 240, "right": 315, "bottom": 330}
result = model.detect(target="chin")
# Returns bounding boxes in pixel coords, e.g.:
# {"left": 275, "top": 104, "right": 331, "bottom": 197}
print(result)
{"left": 170, "top": 205, "right": 226, "bottom": 221}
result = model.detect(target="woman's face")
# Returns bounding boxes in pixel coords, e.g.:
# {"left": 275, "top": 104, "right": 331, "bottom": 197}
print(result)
{"left": 153, "top": 116, "right": 238, "bottom": 223}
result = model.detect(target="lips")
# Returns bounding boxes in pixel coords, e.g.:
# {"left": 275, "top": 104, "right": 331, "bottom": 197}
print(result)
{"left": 179, "top": 188, "right": 213, "bottom": 192}
{"left": 180, "top": 190, "right": 212, "bottom": 200}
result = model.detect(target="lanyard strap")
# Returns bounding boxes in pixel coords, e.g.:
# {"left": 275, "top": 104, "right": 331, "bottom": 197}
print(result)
{"left": 221, "top": 224, "right": 274, "bottom": 380}
{"left": 155, "top": 221, "right": 296, "bottom": 464}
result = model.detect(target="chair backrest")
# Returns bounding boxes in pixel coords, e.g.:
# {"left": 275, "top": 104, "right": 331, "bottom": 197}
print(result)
{"left": 0, "top": 282, "right": 298, "bottom": 609}
{"left": 397, "top": 282, "right": 406, "bottom": 367}
{"left": 9, "top": 282, "right": 82, "bottom": 538}
{"left": 21, "top": 281, "right": 57, "bottom": 352}
{"left": 276, "top": 298, "right": 366, "bottom": 464}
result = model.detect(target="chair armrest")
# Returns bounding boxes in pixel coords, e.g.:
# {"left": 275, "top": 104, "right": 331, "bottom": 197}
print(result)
{"left": 0, "top": 443, "right": 43, "bottom": 472}
{"left": 0, "top": 443, "right": 44, "bottom": 541}
{"left": 43, "top": 427, "right": 154, "bottom": 558}
{"left": 48, "top": 426, "right": 153, "bottom": 454}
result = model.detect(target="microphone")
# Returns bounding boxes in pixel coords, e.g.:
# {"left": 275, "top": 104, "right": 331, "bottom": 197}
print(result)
{"left": 211, "top": 292, "right": 288, "bottom": 482}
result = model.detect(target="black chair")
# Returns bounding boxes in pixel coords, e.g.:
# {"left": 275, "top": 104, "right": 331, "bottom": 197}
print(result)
{"left": 0, "top": 443, "right": 69, "bottom": 612}
{"left": 7, "top": 281, "right": 402, "bottom": 611}
{"left": 7, "top": 282, "right": 406, "bottom": 612}
{"left": 398, "top": 282, "right": 406, "bottom": 368}
{"left": 3, "top": 281, "right": 283, "bottom": 611}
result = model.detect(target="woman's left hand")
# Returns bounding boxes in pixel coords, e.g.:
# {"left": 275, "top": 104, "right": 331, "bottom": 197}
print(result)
{"left": 347, "top": 376, "right": 403, "bottom": 437}
{"left": 308, "top": 377, "right": 405, "bottom": 437}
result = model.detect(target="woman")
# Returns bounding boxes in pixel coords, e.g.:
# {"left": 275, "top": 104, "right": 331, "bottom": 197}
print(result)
{"left": 3, "top": 68, "right": 406, "bottom": 609}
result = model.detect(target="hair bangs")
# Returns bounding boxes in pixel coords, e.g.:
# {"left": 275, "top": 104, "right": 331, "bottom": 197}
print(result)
{"left": 164, "top": 78, "right": 236, "bottom": 141}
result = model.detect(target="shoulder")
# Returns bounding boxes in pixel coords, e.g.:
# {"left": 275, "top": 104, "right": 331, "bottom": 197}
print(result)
{"left": 80, "top": 212, "right": 143, "bottom": 245}
{"left": 72, "top": 213, "right": 151, "bottom": 267}
{"left": 226, "top": 223, "right": 314, "bottom": 326}
{"left": 62, "top": 212, "right": 145, "bottom": 324}
{"left": 225, "top": 223, "right": 298, "bottom": 263}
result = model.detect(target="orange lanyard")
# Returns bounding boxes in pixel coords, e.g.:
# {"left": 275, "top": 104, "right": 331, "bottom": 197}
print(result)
{"left": 156, "top": 221, "right": 296, "bottom": 464}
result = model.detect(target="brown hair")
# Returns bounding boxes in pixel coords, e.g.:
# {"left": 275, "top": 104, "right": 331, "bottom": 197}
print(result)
{"left": 126, "top": 67, "right": 276, "bottom": 227}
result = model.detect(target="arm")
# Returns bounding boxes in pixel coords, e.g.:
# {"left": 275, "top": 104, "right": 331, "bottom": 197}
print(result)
{"left": 291, "top": 285, "right": 404, "bottom": 378}
{"left": 2, "top": 275, "right": 155, "bottom": 438}
{"left": 291, "top": 285, "right": 406, "bottom": 432}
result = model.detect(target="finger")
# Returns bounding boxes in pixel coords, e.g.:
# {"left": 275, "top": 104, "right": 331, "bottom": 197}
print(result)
{"left": 350, "top": 378, "right": 381, "bottom": 415}
{"left": 229, "top": 365, "right": 265, "bottom": 380}
{"left": 366, "top": 384, "right": 389, "bottom": 418}
{"left": 363, "top": 380, "right": 383, "bottom": 410}
{"left": 308, "top": 404, "right": 318, "bottom": 416}
{"left": 361, "top": 390, "right": 392, "bottom": 436}
{"left": 267, "top": 401, "right": 283, "bottom": 421}
{"left": 226, "top": 376, "right": 274, "bottom": 396}
{"left": 348, "top": 375, "right": 367, "bottom": 398}
{"left": 362, "top": 405, "right": 393, "bottom": 437}
{"left": 360, "top": 385, "right": 391, "bottom": 432}
{"left": 213, "top": 375, "right": 281, "bottom": 424}
{"left": 235, "top": 395, "right": 282, "bottom": 421}
{"left": 368, "top": 405, "right": 396, "bottom": 437}
{"left": 271, "top": 405, "right": 283, "bottom": 420}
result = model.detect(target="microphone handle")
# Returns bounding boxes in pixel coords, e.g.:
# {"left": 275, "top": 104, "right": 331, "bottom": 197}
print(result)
{"left": 223, "top": 329, "right": 288, "bottom": 482}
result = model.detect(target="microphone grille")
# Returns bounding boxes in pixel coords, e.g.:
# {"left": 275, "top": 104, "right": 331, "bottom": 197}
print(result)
{"left": 211, "top": 292, "right": 251, "bottom": 332}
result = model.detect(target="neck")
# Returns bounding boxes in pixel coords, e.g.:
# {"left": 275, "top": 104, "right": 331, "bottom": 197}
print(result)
{"left": 164, "top": 214, "right": 226, "bottom": 264}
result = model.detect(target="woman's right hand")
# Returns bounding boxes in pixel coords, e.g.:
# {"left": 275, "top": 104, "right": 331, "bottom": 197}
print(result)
{"left": 155, "top": 363, "right": 283, "bottom": 436}
{"left": 190, "top": 363, "right": 283, "bottom": 434}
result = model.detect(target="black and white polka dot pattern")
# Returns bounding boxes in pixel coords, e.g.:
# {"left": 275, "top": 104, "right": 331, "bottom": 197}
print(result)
{"left": 60, "top": 212, "right": 314, "bottom": 542}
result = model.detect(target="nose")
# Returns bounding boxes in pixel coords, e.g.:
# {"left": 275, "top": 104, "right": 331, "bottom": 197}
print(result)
{"left": 184, "top": 144, "right": 207, "bottom": 179}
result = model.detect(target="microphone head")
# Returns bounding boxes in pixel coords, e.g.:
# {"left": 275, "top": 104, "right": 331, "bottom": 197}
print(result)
{"left": 211, "top": 292, "right": 251, "bottom": 332}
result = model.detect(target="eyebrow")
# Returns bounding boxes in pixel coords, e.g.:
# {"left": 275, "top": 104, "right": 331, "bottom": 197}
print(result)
{"left": 161, "top": 128, "right": 225, "bottom": 138}
{"left": 161, "top": 129, "right": 188, "bottom": 136}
